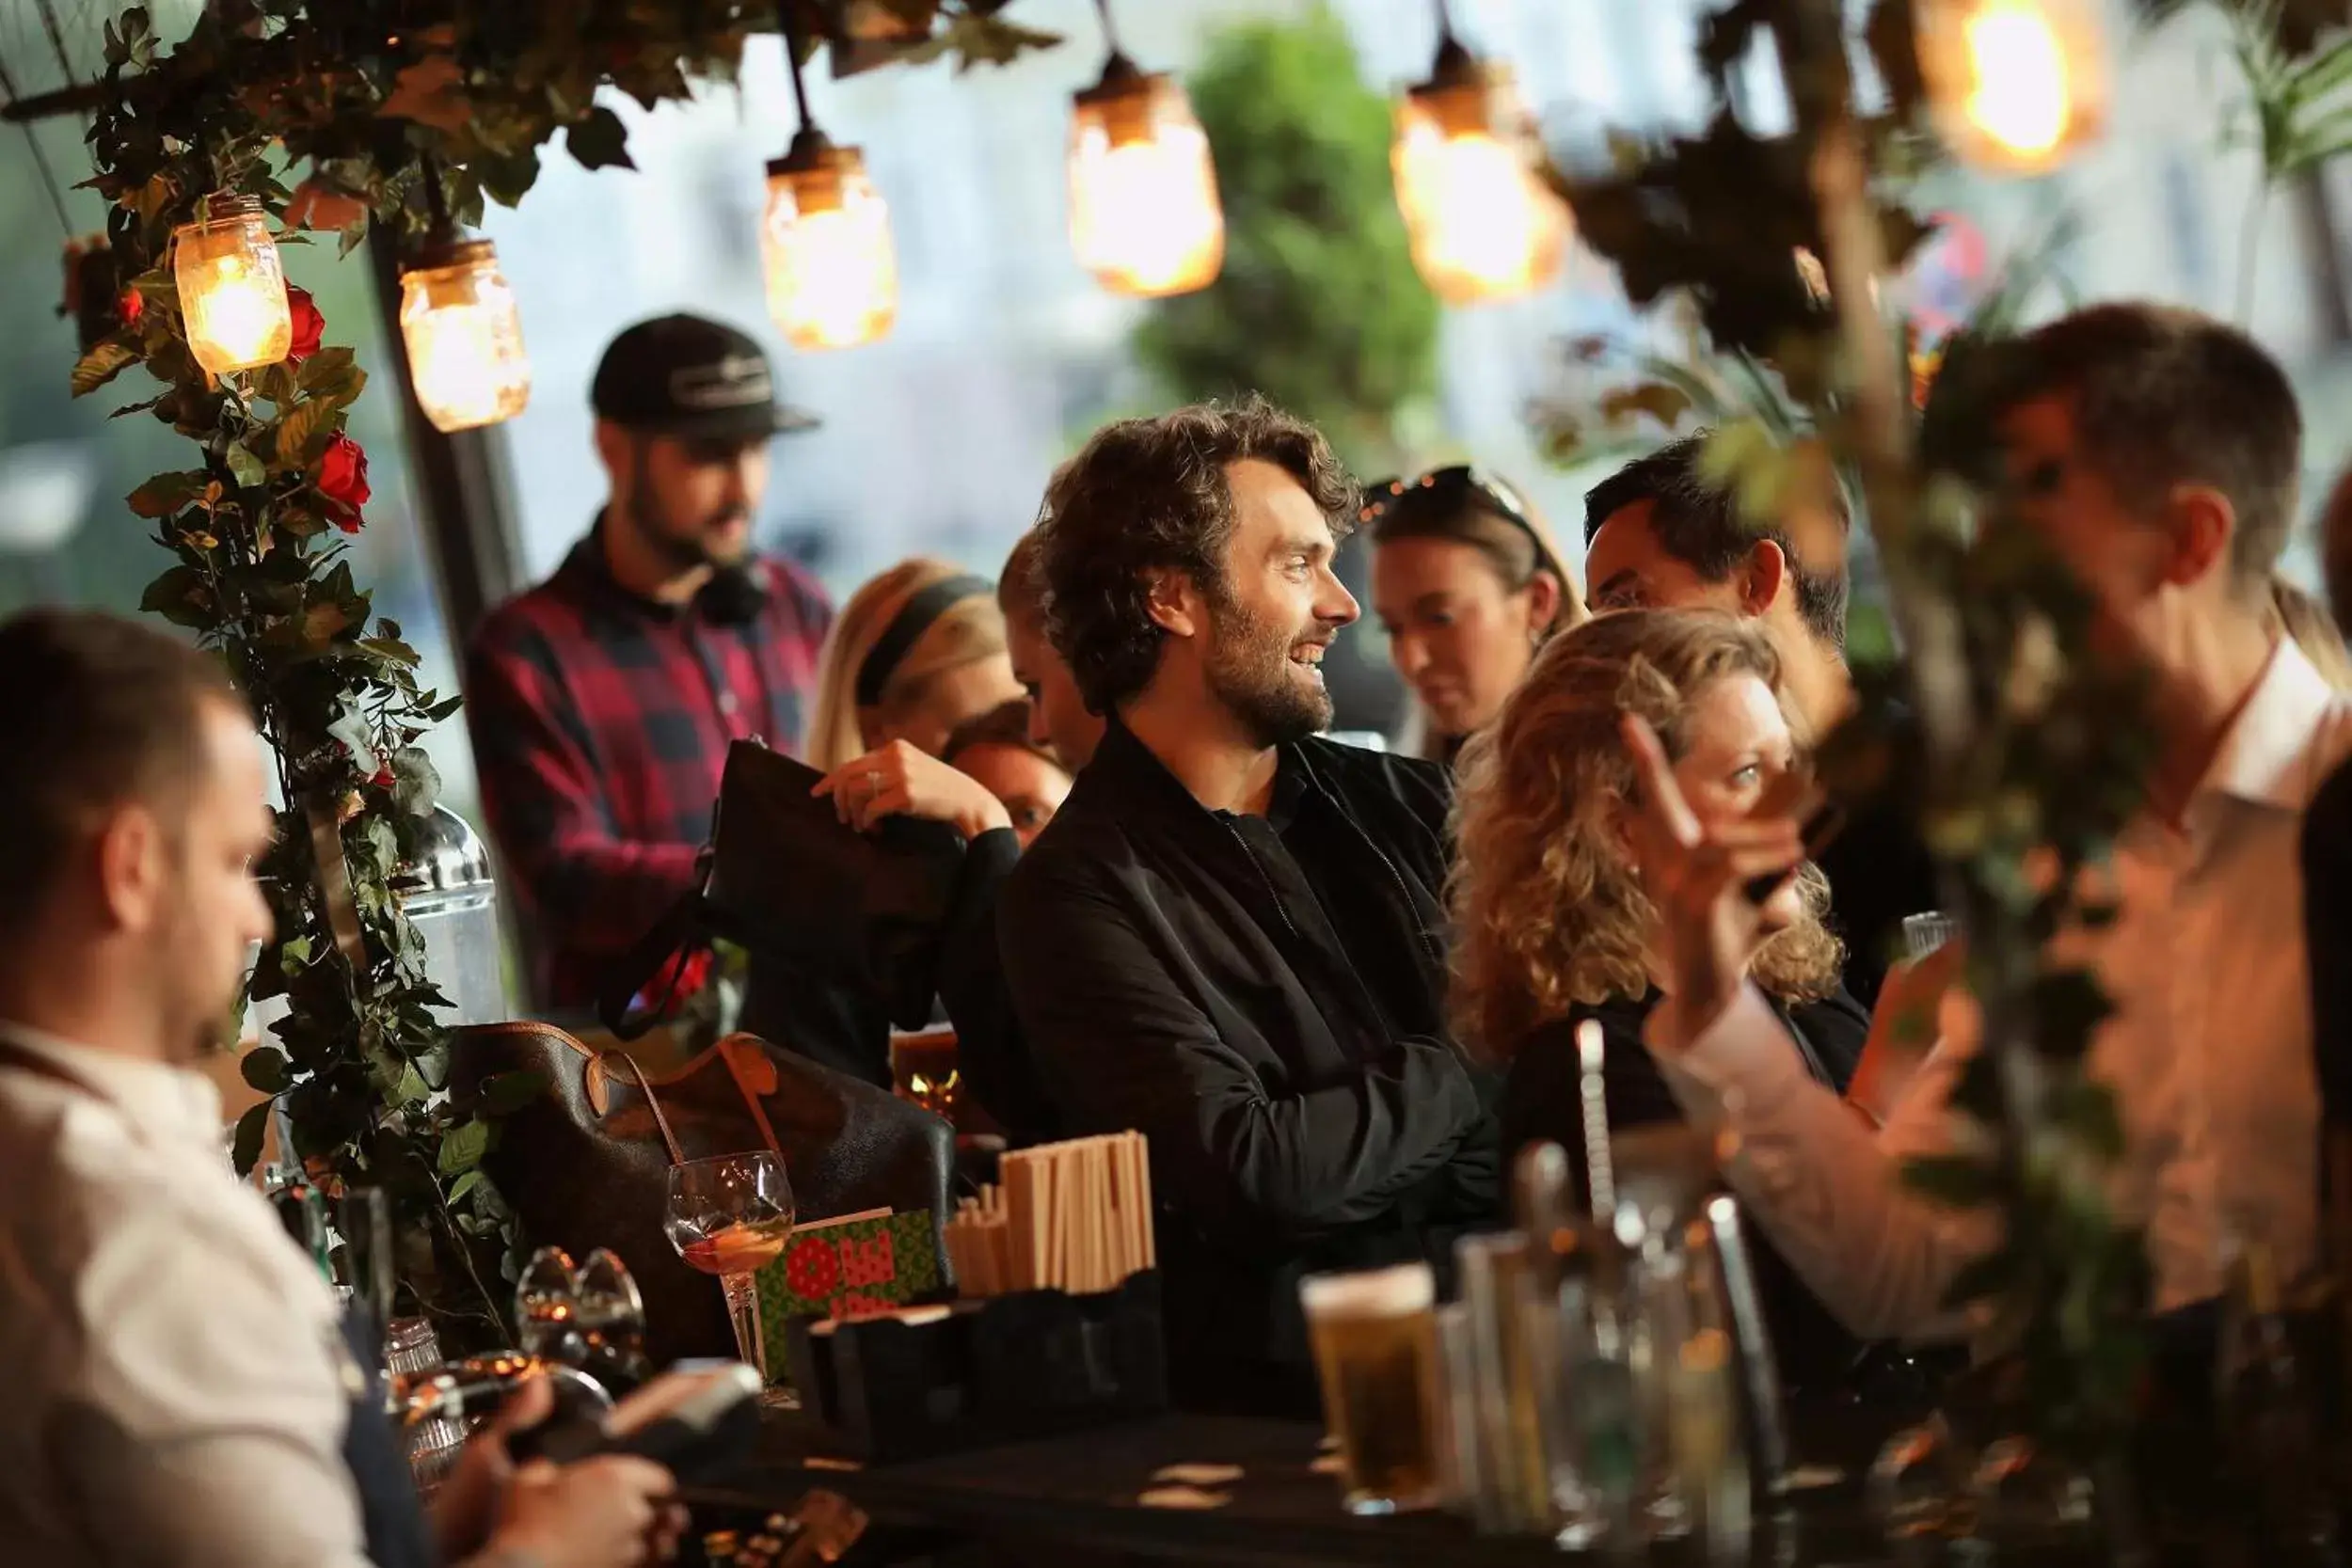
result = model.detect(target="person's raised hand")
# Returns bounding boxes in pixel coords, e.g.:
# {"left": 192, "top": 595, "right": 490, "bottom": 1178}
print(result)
{"left": 1618, "top": 712, "right": 1808, "bottom": 1048}
{"left": 1846, "top": 939, "right": 1970, "bottom": 1123}
{"left": 813, "top": 738, "right": 1010, "bottom": 840}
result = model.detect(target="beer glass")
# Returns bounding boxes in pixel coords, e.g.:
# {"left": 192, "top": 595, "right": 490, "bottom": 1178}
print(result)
{"left": 1302, "top": 1263, "right": 1444, "bottom": 1514}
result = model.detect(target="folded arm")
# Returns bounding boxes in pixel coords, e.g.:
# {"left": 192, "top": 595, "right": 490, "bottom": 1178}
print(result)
{"left": 999, "top": 863, "right": 1485, "bottom": 1245}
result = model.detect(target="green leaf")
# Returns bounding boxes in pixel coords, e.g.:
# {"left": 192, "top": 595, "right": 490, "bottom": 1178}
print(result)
{"left": 391, "top": 746, "right": 442, "bottom": 818}
{"left": 565, "top": 105, "right": 636, "bottom": 171}
{"left": 127, "top": 471, "right": 209, "bottom": 518}
{"left": 226, "top": 443, "right": 266, "bottom": 488}
{"left": 448, "top": 1170, "right": 485, "bottom": 1204}
{"left": 437, "top": 1118, "right": 491, "bottom": 1176}
{"left": 476, "top": 1069, "right": 548, "bottom": 1118}
{"left": 2048, "top": 1080, "right": 2127, "bottom": 1162}
{"left": 1901, "top": 1151, "right": 2000, "bottom": 1208}
{"left": 231, "top": 1100, "right": 273, "bottom": 1177}
{"left": 240, "top": 1047, "right": 293, "bottom": 1094}
{"left": 2026, "top": 970, "right": 2116, "bottom": 1060}
{"left": 138, "top": 564, "right": 212, "bottom": 629}
{"left": 423, "top": 693, "right": 466, "bottom": 725}
{"left": 296, "top": 345, "right": 358, "bottom": 393}
{"left": 275, "top": 398, "right": 333, "bottom": 467}
{"left": 72, "top": 340, "right": 139, "bottom": 397}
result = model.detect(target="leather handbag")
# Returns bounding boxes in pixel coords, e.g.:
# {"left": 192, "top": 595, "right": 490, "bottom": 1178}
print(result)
{"left": 449, "top": 1021, "right": 956, "bottom": 1366}
{"left": 601, "top": 740, "right": 969, "bottom": 1068}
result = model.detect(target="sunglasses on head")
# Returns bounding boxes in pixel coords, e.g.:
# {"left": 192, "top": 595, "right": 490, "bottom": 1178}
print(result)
{"left": 1358, "top": 465, "right": 1538, "bottom": 537}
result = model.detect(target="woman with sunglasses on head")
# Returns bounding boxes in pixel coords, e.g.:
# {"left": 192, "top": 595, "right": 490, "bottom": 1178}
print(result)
{"left": 1365, "top": 466, "right": 1588, "bottom": 766}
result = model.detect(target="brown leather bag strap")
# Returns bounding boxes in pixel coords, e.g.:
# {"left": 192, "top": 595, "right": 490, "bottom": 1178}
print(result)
{"left": 717, "top": 1037, "right": 785, "bottom": 1158}
{"left": 601, "top": 1051, "right": 688, "bottom": 1165}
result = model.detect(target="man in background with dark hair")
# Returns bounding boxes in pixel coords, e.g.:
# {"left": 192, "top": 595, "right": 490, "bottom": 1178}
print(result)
{"left": 1582, "top": 434, "right": 1937, "bottom": 1003}
{"left": 999, "top": 399, "right": 1497, "bottom": 1417}
{"left": 1629, "top": 304, "right": 2352, "bottom": 1341}
{"left": 1584, "top": 434, "right": 1854, "bottom": 733}
{"left": 0, "top": 609, "right": 681, "bottom": 1567}
{"left": 997, "top": 525, "right": 1104, "bottom": 772}
{"left": 469, "top": 312, "right": 834, "bottom": 1011}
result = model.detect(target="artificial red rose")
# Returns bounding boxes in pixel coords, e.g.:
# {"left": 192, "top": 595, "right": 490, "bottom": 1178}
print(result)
{"left": 369, "top": 766, "right": 397, "bottom": 791}
{"left": 313, "top": 432, "right": 371, "bottom": 532}
{"left": 119, "top": 288, "right": 143, "bottom": 326}
{"left": 286, "top": 286, "right": 325, "bottom": 363}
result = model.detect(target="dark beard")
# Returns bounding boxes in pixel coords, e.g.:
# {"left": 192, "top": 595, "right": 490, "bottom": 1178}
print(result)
{"left": 623, "top": 475, "right": 749, "bottom": 573}
{"left": 1203, "top": 589, "right": 1331, "bottom": 749}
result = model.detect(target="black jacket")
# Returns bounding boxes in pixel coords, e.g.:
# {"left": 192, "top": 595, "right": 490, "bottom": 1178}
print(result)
{"left": 998, "top": 721, "right": 1500, "bottom": 1415}
{"left": 933, "top": 828, "right": 1064, "bottom": 1146}
{"left": 1501, "top": 988, "right": 1872, "bottom": 1395}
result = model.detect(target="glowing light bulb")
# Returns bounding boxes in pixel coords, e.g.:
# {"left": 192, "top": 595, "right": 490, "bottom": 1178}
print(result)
{"left": 1068, "top": 66, "right": 1225, "bottom": 297}
{"left": 762, "top": 139, "right": 898, "bottom": 352}
{"left": 173, "top": 196, "right": 293, "bottom": 375}
{"left": 1922, "top": 0, "right": 2106, "bottom": 175}
{"left": 399, "top": 241, "right": 531, "bottom": 433}
{"left": 1391, "top": 55, "right": 1569, "bottom": 306}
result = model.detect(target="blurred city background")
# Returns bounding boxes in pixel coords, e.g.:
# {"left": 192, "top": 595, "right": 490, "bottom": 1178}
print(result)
{"left": 6, "top": 0, "right": 2352, "bottom": 831}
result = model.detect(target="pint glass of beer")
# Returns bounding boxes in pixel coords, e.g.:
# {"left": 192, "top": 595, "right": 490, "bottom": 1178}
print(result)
{"left": 1301, "top": 1263, "right": 1444, "bottom": 1514}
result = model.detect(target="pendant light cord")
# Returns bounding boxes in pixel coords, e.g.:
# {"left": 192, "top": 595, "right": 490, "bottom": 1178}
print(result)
{"left": 420, "top": 150, "right": 452, "bottom": 239}
{"left": 782, "top": 3, "right": 818, "bottom": 135}
{"left": 0, "top": 47, "right": 72, "bottom": 237}
{"left": 1092, "top": 0, "right": 1125, "bottom": 58}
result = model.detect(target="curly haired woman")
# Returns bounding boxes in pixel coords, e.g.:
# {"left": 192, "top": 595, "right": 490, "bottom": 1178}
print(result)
{"left": 1451, "top": 609, "right": 1908, "bottom": 1389}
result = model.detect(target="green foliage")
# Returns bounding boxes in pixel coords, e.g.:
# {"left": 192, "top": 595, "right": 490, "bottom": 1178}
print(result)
{"left": 1555, "top": 0, "right": 2163, "bottom": 1461}
{"left": 1130, "top": 6, "right": 1438, "bottom": 472}
{"left": 73, "top": 0, "right": 1059, "bottom": 1346}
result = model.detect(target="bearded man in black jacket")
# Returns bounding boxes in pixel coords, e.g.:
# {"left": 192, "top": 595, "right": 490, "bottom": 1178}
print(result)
{"left": 997, "top": 398, "right": 1500, "bottom": 1418}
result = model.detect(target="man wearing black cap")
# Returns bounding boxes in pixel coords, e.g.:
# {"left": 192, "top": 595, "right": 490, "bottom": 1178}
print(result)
{"left": 468, "top": 313, "right": 833, "bottom": 1009}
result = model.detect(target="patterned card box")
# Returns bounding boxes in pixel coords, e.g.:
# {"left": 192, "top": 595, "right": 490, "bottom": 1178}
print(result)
{"left": 753, "top": 1209, "right": 943, "bottom": 1372}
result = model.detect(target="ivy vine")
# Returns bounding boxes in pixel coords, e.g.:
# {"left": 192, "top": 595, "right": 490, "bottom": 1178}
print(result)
{"left": 69, "top": 0, "right": 1058, "bottom": 1344}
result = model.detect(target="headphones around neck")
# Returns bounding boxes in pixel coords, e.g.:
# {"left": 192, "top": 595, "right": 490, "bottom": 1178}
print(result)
{"left": 695, "top": 562, "right": 771, "bottom": 627}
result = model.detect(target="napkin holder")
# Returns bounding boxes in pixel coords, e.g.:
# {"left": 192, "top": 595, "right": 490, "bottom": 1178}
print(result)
{"left": 783, "top": 1269, "right": 1167, "bottom": 1461}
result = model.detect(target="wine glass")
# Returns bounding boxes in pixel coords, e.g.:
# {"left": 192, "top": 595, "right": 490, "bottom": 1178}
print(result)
{"left": 663, "top": 1152, "right": 796, "bottom": 1392}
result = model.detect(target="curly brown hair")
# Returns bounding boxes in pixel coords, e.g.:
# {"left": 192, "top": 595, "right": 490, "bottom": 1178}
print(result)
{"left": 1449, "top": 610, "right": 1842, "bottom": 1063}
{"left": 1037, "top": 397, "right": 1356, "bottom": 714}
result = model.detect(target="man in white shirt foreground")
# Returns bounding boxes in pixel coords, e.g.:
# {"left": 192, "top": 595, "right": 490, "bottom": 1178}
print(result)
{"left": 0, "top": 607, "right": 682, "bottom": 1567}
{"left": 1622, "top": 303, "right": 2352, "bottom": 1340}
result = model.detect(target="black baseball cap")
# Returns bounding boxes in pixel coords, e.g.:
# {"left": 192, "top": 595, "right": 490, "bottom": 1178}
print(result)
{"left": 590, "top": 313, "right": 819, "bottom": 442}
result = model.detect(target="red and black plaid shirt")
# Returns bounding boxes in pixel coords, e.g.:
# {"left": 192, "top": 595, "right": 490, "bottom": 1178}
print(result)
{"left": 465, "top": 524, "right": 833, "bottom": 1007}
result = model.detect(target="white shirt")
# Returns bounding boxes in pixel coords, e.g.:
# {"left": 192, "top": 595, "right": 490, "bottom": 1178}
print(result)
{"left": 1650, "top": 640, "right": 2352, "bottom": 1338}
{"left": 0, "top": 1022, "right": 373, "bottom": 1567}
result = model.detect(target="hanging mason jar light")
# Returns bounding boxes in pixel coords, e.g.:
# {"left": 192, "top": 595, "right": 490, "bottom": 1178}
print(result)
{"left": 1391, "top": 8, "right": 1570, "bottom": 307}
{"left": 762, "top": 26, "right": 898, "bottom": 350}
{"left": 396, "top": 159, "right": 531, "bottom": 434}
{"left": 400, "top": 239, "right": 531, "bottom": 433}
{"left": 1917, "top": 0, "right": 2107, "bottom": 175}
{"left": 173, "top": 194, "right": 294, "bottom": 375}
{"left": 1067, "top": 0, "right": 1224, "bottom": 298}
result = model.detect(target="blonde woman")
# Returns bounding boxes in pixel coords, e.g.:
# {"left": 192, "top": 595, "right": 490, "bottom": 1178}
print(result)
{"left": 807, "top": 558, "right": 1023, "bottom": 768}
{"left": 1451, "top": 609, "right": 1901, "bottom": 1390}
{"left": 807, "top": 557, "right": 1026, "bottom": 842}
